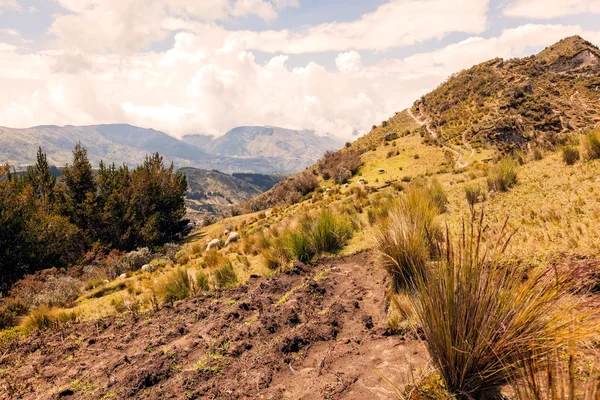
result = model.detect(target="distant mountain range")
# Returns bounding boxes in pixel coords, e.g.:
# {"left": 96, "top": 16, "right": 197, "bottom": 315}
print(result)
{"left": 0, "top": 124, "right": 343, "bottom": 174}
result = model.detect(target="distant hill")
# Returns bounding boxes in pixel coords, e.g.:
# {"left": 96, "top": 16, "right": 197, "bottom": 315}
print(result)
{"left": 179, "top": 167, "right": 283, "bottom": 217}
{"left": 0, "top": 125, "right": 342, "bottom": 174}
{"left": 183, "top": 126, "right": 344, "bottom": 173}
{"left": 412, "top": 36, "right": 600, "bottom": 151}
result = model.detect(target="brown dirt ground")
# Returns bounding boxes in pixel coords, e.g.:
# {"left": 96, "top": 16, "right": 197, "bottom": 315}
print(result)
{"left": 0, "top": 251, "right": 429, "bottom": 400}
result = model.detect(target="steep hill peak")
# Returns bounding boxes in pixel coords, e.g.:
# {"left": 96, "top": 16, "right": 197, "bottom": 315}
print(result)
{"left": 412, "top": 36, "right": 600, "bottom": 151}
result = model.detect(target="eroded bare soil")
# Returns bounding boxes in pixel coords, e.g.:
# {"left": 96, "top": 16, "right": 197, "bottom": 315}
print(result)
{"left": 0, "top": 251, "right": 427, "bottom": 399}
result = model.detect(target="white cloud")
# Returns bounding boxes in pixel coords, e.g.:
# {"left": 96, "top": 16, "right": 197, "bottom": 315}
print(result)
{"left": 336, "top": 51, "right": 362, "bottom": 72}
{"left": 49, "top": 0, "right": 297, "bottom": 54}
{"left": 0, "top": 0, "right": 20, "bottom": 11}
{"left": 504, "top": 0, "right": 600, "bottom": 19}
{"left": 219, "top": 0, "right": 489, "bottom": 53}
{"left": 1, "top": 24, "right": 598, "bottom": 140}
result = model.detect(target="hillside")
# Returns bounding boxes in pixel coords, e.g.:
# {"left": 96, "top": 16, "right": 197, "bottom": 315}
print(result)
{"left": 412, "top": 35, "right": 600, "bottom": 151}
{"left": 180, "top": 168, "right": 283, "bottom": 218}
{"left": 2, "top": 37, "right": 600, "bottom": 400}
{"left": 1, "top": 125, "right": 341, "bottom": 174}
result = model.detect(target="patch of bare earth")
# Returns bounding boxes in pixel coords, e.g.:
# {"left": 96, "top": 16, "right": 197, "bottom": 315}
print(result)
{"left": 0, "top": 251, "right": 427, "bottom": 400}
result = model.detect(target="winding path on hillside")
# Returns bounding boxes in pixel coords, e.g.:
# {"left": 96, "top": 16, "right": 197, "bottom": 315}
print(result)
{"left": 407, "top": 108, "right": 470, "bottom": 168}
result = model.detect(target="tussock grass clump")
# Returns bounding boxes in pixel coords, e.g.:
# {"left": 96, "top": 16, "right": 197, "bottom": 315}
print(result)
{"left": 562, "top": 146, "right": 580, "bottom": 165}
{"left": 214, "top": 262, "right": 238, "bottom": 288}
{"left": 23, "top": 306, "right": 56, "bottom": 331}
{"left": 465, "top": 184, "right": 484, "bottom": 209}
{"left": 373, "top": 184, "right": 442, "bottom": 292}
{"left": 286, "top": 232, "right": 315, "bottom": 263}
{"left": 308, "top": 209, "right": 353, "bottom": 254}
{"left": 412, "top": 214, "right": 590, "bottom": 399}
{"left": 196, "top": 271, "right": 210, "bottom": 291}
{"left": 157, "top": 267, "right": 191, "bottom": 303}
{"left": 581, "top": 129, "right": 600, "bottom": 161}
{"left": 512, "top": 347, "right": 600, "bottom": 400}
{"left": 487, "top": 157, "right": 518, "bottom": 192}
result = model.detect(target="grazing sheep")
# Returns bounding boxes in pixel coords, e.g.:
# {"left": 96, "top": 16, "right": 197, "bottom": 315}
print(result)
{"left": 225, "top": 232, "right": 240, "bottom": 246}
{"left": 119, "top": 273, "right": 127, "bottom": 279}
{"left": 265, "top": 210, "right": 272, "bottom": 217}
{"left": 141, "top": 264, "right": 150, "bottom": 272}
{"left": 206, "top": 238, "right": 222, "bottom": 251}
{"left": 343, "top": 183, "right": 349, "bottom": 189}
{"left": 224, "top": 229, "right": 230, "bottom": 237}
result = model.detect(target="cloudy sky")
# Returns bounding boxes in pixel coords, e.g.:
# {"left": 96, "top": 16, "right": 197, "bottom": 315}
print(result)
{"left": 1, "top": 0, "right": 599, "bottom": 138}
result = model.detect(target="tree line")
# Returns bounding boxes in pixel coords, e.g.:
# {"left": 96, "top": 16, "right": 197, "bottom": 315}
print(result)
{"left": 0, "top": 144, "right": 189, "bottom": 292}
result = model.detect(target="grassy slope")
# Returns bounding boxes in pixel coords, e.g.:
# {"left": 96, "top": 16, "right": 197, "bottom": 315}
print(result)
{"left": 6, "top": 37, "right": 600, "bottom": 340}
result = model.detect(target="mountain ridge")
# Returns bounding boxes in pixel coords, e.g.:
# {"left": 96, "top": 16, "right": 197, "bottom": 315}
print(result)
{"left": 0, "top": 124, "right": 341, "bottom": 174}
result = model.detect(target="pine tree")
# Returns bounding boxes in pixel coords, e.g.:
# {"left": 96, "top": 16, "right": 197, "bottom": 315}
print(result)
{"left": 58, "top": 143, "right": 98, "bottom": 235}
{"left": 26, "top": 147, "right": 56, "bottom": 204}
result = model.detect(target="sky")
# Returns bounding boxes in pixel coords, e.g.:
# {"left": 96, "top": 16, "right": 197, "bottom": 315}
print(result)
{"left": 0, "top": 0, "right": 600, "bottom": 139}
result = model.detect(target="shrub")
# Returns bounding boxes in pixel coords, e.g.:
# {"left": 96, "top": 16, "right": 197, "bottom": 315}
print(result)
{"left": 122, "top": 247, "right": 153, "bottom": 271}
{"left": 318, "top": 149, "right": 362, "bottom": 184}
{"left": 412, "top": 215, "right": 588, "bottom": 399}
{"left": 214, "top": 262, "right": 238, "bottom": 288}
{"left": 562, "top": 146, "right": 580, "bottom": 165}
{"left": 163, "top": 243, "right": 180, "bottom": 261}
{"left": 157, "top": 268, "right": 190, "bottom": 303}
{"left": 487, "top": 157, "right": 518, "bottom": 192}
{"left": 373, "top": 185, "right": 442, "bottom": 292}
{"left": 581, "top": 129, "right": 600, "bottom": 161}
{"left": 110, "top": 296, "right": 127, "bottom": 313}
{"left": 32, "top": 276, "right": 82, "bottom": 308}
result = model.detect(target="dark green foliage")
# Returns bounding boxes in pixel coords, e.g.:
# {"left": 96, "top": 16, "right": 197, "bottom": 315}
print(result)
{"left": 25, "top": 147, "right": 56, "bottom": 204}
{"left": 0, "top": 145, "right": 189, "bottom": 293}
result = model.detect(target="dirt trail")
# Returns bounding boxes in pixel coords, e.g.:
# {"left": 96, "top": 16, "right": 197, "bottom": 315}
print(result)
{"left": 0, "top": 252, "right": 427, "bottom": 400}
{"left": 407, "top": 108, "right": 470, "bottom": 168}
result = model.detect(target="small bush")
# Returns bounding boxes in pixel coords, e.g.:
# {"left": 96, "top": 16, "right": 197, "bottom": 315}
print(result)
{"left": 122, "top": 247, "right": 153, "bottom": 271}
{"left": 157, "top": 268, "right": 190, "bottom": 303}
{"left": 581, "top": 129, "right": 600, "bottom": 161}
{"left": 318, "top": 149, "right": 362, "bottom": 184}
{"left": 32, "top": 276, "right": 82, "bottom": 308}
{"left": 487, "top": 157, "right": 518, "bottom": 192}
{"left": 214, "top": 262, "right": 238, "bottom": 288}
{"left": 561, "top": 146, "right": 580, "bottom": 165}
{"left": 163, "top": 243, "right": 180, "bottom": 262}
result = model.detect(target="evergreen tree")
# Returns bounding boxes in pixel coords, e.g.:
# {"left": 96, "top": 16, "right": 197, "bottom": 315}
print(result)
{"left": 57, "top": 142, "right": 97, "bottom": 237}
{"left": 26, "top": 147, "right": 56, "bottom": 204}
